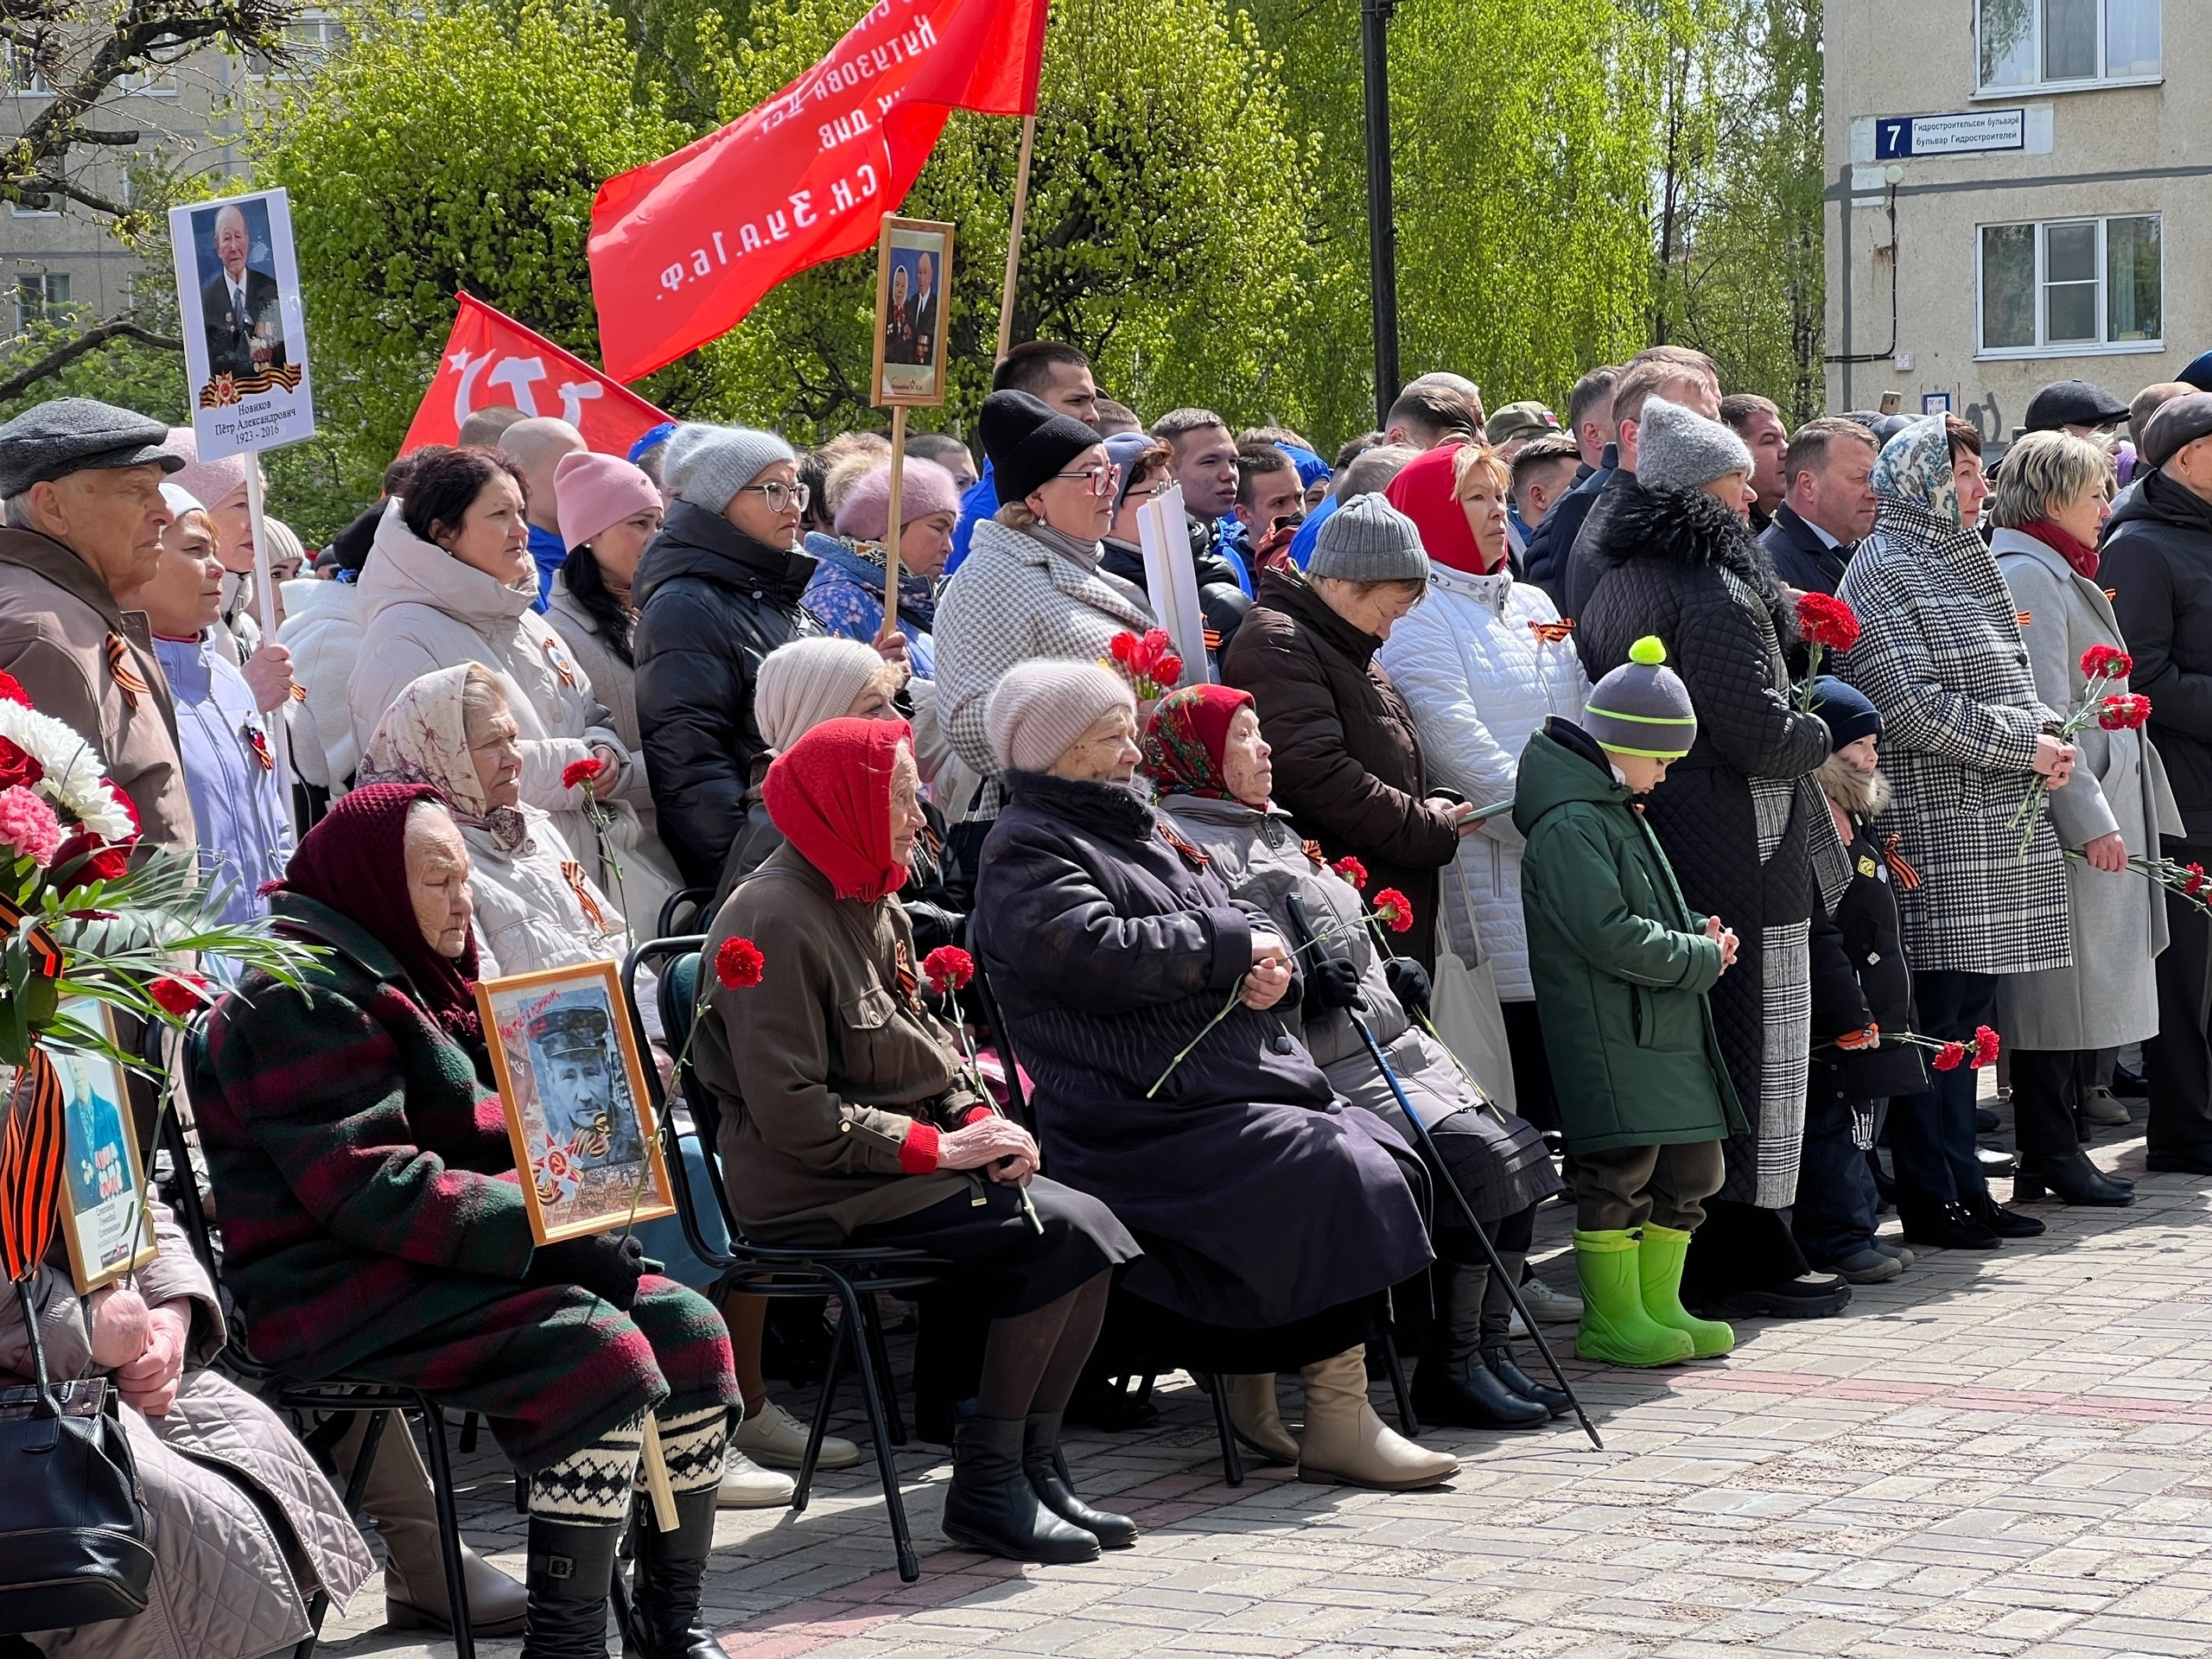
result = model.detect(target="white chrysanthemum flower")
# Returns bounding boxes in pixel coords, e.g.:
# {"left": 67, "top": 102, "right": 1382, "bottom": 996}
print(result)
{"left": 0, "top": 700, "right": 131, "bottom": 838}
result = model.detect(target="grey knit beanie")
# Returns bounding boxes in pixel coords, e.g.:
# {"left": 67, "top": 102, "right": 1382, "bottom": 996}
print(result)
{"left": 986, "top": 659, "right": 1136, "bottom": 774}
{"left": 755, "top": 637, "right": 887, "bottom": 752}
{"left": 1634, "top": 395, "right": 1753, "bottom": 494}
{"left": 664, "top": 423, "right": 798, "bottom": 513}
{"left": 1584, "top": 636, "right": 1698, "bottom": 759}
{"left": 1308, "top": 492, "right": 1430, "bottom": 583}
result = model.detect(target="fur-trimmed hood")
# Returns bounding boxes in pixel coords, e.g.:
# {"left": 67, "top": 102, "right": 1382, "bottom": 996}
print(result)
{"left": 1585, "top": 483, "right": 1795, "bottom": 645}
{"left": 1817, "top": 753, "right": 1891, "bottom": 819}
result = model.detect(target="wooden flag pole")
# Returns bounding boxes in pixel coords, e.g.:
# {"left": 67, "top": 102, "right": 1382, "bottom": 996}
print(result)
{"left": 638, "top": 1413, "right": 680, "bottom": 1533}
{"left": 242, "top": 464, "right": 296, "bottom": 835}
{"left": 995, "top": 114, "right": 1039, "bottom": 363}
{"left": 881, "top": 404, "right": 909, "bottom": 638}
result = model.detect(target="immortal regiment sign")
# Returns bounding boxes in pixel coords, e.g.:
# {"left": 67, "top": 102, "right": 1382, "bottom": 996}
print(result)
{"left": 168, "top": 188, "right": 315, "bottom": 461}
{"left": 588, "top": 0, "right": 1049, "bottom": 381}
{"left": 399, "top": 293, "right": 675, "bottom": 457}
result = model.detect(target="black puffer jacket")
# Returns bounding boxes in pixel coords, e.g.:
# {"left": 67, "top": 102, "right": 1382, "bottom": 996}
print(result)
{"left": 2105, "top": 469, "right": 2212, "bottom": 839}
{"left": 632, "top": 502, "right": 823, "bottom": 885}
{"left": 1808, "top": 799, "right": 1929, "bottom": 1103}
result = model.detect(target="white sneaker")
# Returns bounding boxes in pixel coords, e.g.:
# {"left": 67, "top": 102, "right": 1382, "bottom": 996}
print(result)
{"left": 716, "top": 1451, "right": 797, "bottom": 1509}
{"left": 1508, "top": 1274, "right": 1584, "bottom": 1337}
{"left": 732, "top": 1399, "right": 861, "bottom": 1471}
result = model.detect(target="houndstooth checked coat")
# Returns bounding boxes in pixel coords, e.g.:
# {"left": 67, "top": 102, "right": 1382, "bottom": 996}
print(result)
{"left": 1836, "top": 425, "right": 2069, "bottom": 978}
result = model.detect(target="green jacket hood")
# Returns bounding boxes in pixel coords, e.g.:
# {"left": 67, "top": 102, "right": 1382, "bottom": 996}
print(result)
{"left": 1513, "top": 721, "right": 1630, "bottom": 836}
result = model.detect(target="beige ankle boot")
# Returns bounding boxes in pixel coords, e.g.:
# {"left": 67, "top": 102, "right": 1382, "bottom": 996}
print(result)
{"left": 1222, "top": 1374, "right": 1299, "bottom": 1464}
{"left": 1295, "top": 1346, "right": 1459, "bottom": 1491}
{"left": 331, "top": 1414, "right": 528, "bottom": 1635}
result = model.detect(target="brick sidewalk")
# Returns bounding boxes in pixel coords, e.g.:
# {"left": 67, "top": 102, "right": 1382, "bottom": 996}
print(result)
{"left": 324, "top": 1122, "right": 2212, "bottom": 1659}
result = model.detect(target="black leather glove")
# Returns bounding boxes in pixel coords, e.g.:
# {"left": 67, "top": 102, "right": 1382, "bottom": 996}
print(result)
{"left": 1384, "top": 957, "right": 1433, "bottom": 1021}
{"left": 525, "top": 1233, "right": 646, "bottom": 1312}
{"left": 1305, "top": 954, "right": 1366, "bottom": 1015}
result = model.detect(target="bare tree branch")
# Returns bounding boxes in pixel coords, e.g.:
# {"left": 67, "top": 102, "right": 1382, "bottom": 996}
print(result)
{"left": 0, "top": 315, "right": 181, "bottom": 403}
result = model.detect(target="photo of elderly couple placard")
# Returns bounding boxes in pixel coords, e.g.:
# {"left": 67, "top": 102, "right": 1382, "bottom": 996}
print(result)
{"left": 476, "top": 961, "right": 677, "bottom": 1246}
{"left": 168, "top": 187, "right": 317, "bottom": 463}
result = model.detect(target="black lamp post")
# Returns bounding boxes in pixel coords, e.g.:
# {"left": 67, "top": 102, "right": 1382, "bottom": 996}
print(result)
{"left": 1360, "top": 0, "right": 1400, "bottom": 426}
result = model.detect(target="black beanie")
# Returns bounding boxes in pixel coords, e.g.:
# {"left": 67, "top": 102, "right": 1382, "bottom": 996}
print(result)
{"left": 1810, "top": 675, "right": 1881, "bottom": 752}
{"left": 979, "top": 390, "right": 1100, "bottom": 506}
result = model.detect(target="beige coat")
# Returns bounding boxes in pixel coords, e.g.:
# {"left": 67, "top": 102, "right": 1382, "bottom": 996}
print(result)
{"left": 3, "top": 1209, "right": 373, "bottom": 1659}
{"left": 0, "top": 527, "right": 194, "bottom": 850}
{"left": 351, "top": 501, "right": 632, "bottom": 867}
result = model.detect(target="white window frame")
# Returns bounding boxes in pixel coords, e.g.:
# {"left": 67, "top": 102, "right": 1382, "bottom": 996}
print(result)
{"left": 3, "top": 44, "right": 52, "bottom": 96}
{"left": 1975, "top": 213, "right": 2165, "bottom": 360}
{"left": 9, "top": 194, "right": 62, "bottom": 218}
{"left": 14, "top": 273, "right": 72, "bottom": 334}
{"left": 1973, "top": 0, "right": 2163, "bottom": 98}
{"left": 244, "top": 11, "right": 344, "bottom": 81}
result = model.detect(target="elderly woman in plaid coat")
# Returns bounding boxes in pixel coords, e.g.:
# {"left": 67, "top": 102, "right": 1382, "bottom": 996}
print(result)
{"left": 1837, "top": 416, "right": 2079, "bottom": 1251}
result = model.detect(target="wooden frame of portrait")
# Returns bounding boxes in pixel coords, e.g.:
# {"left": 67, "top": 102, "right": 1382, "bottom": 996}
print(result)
{"left": 50, "top": 1000, "right": 159, "bottom": 1294}
{"left": 475, "top": 960, "right": 676, "bottom": 1247}
{"left": 868, "top": 216, "right": 956, "bottom": 411}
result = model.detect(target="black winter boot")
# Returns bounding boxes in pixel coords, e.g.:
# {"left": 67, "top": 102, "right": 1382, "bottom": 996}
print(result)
{"left": 943, "top": 1413, "right": 1100, "bottom": 1564}
{"left": 522, "top": 1513, "right": 623, "bottom": 1659}
{"left": 1480, "top": 1343, "right": 1570, "bottom": 1418}
{"left": 624, "top": 1487, "right": 722, "bottom": 1659}
{"left": 1411, "top": 1259, "right": 1547, "bottom": 1430}
{"left": 1022, "top": 1412, "right": 1136, "bottom": 1549}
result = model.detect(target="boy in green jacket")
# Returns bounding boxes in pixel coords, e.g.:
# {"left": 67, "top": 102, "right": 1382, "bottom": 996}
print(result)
{"left": 1515, "top": 636, "right": 1748, "bottom": 1366}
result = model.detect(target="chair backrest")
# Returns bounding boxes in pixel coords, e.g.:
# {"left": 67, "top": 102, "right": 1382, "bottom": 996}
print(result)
{"left": 963, "top": 914, "right": 1033, "bottom": 1132}
{"left": 657, "top": 887, "right": 715, "bottom": 940}
{"left": 620, "top": 935, "right": 741, "bottom": 1262}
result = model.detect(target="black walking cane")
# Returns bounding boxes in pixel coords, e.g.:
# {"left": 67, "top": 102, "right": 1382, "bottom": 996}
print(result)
{"left": 1285, "top": 894, "right": 1603, "bottom": 1451}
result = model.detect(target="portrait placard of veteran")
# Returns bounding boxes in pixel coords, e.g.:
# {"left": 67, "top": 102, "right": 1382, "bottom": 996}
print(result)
{"left": 168, "top": 187, "right": 317, "bottom": 462}
{"left": 477, "top": 959, "right": 676, "bottom": 1244}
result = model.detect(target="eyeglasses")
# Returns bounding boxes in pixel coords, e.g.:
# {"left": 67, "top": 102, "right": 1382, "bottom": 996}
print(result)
{"left": 739, "top": 480, "right": 811, "bottom": 513}
{"left": 1122, "top": 480, "right": 1173, "bottom": 505}
{"left": 1053, "top": 463, "right": 1122, "bottom": 498}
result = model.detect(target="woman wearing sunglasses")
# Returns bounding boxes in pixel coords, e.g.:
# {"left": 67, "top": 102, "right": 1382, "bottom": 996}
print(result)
{"left": 934, "top": 389, "right": 1160, "bottom": 817}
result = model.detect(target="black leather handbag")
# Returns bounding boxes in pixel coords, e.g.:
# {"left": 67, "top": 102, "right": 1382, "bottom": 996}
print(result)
{"left": 0, "top": 1280, "right": 158, "bottom": 1636}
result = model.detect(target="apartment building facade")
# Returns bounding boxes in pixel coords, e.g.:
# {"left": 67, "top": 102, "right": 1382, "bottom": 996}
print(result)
{"left": 1822, "top": 1, "right": 2200, "bottom": 444}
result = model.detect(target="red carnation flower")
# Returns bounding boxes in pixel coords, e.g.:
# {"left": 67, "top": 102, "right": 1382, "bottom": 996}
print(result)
{"left": 715, "top": 937, "right": 766, "bottom": 989}
{"left": 0, "top": 668, "right": 26, "bottom": 705}
{"left": 1971, "top": 1025, "right": 2001, "bottom": 1068}
{"left": 2097, "top": 694, "right": 2151, "bottom": 731}
{"left": 1932, "top": 1041, "right": 1967, "bottom": 1072}
{"left": 1332, "top": 855, "right": 1370, "bottom": 891}
{"left": 1372, "top": 887, "right": 1414, "bottom": 933}
{"left": 1108, "top": 631, "right": 1136, "bottom": 665}
{"left": 2188, "top": 864, "right": 2209, "bottom": 899}
{"left": 149, "top": 974, "right": 213, "bottom": 1016}
{"left": 0, "top": 736, "right": 42, "bottom": 792}
{"left": 922, "top": 944, "right": 975, "bottom": 995}
{"left": 2081, "top": 644, "right": 2134, "bottom": 682}
{"left": 562, "top": 756, "right": 610, "bottom": 792}
{"left": 1796, "top": 592, "right": 1860, "bottom": 654}
{"left": 54, "top": 834, "right": 130, "bottom": 885}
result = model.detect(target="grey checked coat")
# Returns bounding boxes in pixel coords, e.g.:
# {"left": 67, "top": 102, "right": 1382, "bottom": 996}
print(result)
{"left": 1993, "top": 526, "right": 2181, "bottom": 1049}
{"left": 932, "top": 518, "right": 1155, "bottom": 810}
{"left": 1836, "top": 499, "right": 2070, "bottom": 976}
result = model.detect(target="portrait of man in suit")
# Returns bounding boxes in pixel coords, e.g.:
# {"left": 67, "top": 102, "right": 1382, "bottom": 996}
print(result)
{"left": 885, "top": 260, "right": 921, "bottom": 365}
{"left": 910, "top": 250, "right": 938, "bottom": 368}
{"left": 199, "top": 201, "right": 287, "bottom": 379}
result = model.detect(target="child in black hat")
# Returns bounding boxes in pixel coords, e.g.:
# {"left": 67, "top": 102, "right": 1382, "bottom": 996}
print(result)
{"left": 1797, "top": 676, "right": 1929, "bottom": 1279}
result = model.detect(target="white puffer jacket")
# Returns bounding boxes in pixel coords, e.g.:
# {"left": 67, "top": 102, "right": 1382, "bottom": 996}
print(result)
{"left": 277, "top": 576, "right": 361, "bottom": 793}
{"left": 351, "top": 501, "right": 630, "bottom": 865}
{"left": 1378, "top": 564, "right": 1588, "bottom": 1001}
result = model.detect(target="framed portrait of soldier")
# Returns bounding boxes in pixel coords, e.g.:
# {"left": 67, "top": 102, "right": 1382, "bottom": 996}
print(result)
{"left": 476, "top": 961, "right": 676, "bottom": 1246}
{"left": 48, "top": 1000, "right": 159, "bottom": 1294}
{"left": 869, "top": 217, "right": 954, "bottom": 409}
{"left": 167, "top": 186, "right": 317, "bottom": 463}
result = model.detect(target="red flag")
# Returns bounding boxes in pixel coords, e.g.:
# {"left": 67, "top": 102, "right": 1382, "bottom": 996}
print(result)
{"left": 401, "top": 293, "right": 675, "bottom": 456}
{"left": 588, "top": 0, "right": 1048, "bottom": 384}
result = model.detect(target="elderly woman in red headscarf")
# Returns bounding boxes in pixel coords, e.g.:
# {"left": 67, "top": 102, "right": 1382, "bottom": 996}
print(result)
{"left": 195, "top": 784, "right": 741, "bottom": 1659}
{"left": 689, "top": 717, "right": 1139, "bottom": 1569}
{"left": 1145, "top": 683, "right": 1566, "bottom": 1440}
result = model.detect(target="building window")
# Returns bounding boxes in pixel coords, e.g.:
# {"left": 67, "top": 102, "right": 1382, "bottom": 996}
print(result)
{"left": 14, "top": 274, "right": 72, "bottom": 334}
{"left": 1978, "top": 215, "right": 2162, "bottom": 357}
{"left": 245, "top": 12, "right": 346, "bottom": 79}
{"left": 9, "top": 191, "right": 63, "bottom": 217}
{"left": 1978, "top": 0, "right": 2160, "bottom": 91}
{"left": 3, "top": 44, "right": 52, "bottom": 95}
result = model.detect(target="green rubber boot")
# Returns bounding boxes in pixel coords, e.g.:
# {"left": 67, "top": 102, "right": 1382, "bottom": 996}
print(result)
{"left": 1573, "top": 1230, "right": 1694, "bottom": 1367}
{"left": 1637, "top": 1224, "right": 1735, "bottom": 1357}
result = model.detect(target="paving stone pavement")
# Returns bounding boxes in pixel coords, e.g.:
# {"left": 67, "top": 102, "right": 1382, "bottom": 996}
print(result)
{"left": 321, "top": 1116, "right": 2212, "bottom": 1659}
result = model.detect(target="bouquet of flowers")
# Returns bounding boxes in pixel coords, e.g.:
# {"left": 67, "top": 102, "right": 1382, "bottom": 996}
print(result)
{"left": 1104, "top": 630, "right": 1185, "bottom": 702}
{"left": 1794, "top": 593, "right": 1861, "bottom": 711}
{"left": 2063, "top": 847, "right": 2210, "bottom": 915}
{"left": 2011, "top": 645, "right": 2144, "bottom": 856}
{"left": 1821, "top": 1023, "right": 2000, "bottom": 1073}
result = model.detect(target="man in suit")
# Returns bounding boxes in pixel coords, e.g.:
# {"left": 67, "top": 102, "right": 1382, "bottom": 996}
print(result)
{"left": 200, "top": 204, "right": 285, "bottom": 379}
{"left": 1761, "top": 417, "right": 1881, "bottom": 596}
{"left": 909, "top": 251, "right": 938, "bottom": 366}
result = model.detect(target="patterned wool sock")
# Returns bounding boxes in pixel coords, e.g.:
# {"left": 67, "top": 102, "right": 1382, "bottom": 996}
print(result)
{"left": 529, "top": 1414, "right": 645, "bottom": 1522}
{"left": 647, "top": 1405, "right": 730, "bottom": 1496}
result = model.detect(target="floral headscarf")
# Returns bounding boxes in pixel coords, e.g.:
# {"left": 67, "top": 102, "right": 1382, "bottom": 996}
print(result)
{"left": 1141, "top": 684, "right": 1256, "bottom": 802}
{"left": 1871, "top": 416, "right": 1963, "bottom": 530}
{"left": 357, "top": 664, "right": 531, "bottom": 855}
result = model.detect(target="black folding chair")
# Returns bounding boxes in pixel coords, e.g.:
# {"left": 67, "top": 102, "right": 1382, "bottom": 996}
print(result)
{"left": 168, "top": 1019, "right": 481, "bottom": 1659}
{"left": 656, "top": 886, "right": 715, "bottom": 940}
{"left": 624, "top": 937, "right": 948, "bottom": 1582}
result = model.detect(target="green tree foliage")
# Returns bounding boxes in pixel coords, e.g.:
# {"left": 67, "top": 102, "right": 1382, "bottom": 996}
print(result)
{"left": 245, "top": 0, "right": 688, "bottom": 483}
{"left": 696, "top": 0, "right": 1319, "bottom": 442}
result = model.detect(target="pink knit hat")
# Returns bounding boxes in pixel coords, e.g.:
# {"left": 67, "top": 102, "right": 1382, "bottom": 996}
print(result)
{"left": 832, "top": 457, "right": 962, "bottom": 542}
{"left": 163, "top": 426, "right": 252, "bottom": 512}
{"left": 555, "top": 450, "right": 663, "bottom": 550}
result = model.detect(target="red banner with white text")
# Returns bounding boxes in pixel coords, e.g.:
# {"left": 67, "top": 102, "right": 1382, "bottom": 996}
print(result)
{"left": 587, "top": 0, "right": 1048, "bottom": 384}
{"left": 400, "top": 293, "right": 674, "bottom": 456}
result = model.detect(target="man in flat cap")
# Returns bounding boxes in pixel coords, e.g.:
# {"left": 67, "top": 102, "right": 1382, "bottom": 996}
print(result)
{"left": 0, "top": 397, "right": 195, "bottom": 849}
{"left": 2104, "top": 390, "right": 2212, "bottom": 1178}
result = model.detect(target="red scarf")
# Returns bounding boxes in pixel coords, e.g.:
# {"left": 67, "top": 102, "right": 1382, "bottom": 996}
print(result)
{"left": 764, "top": 718, "right": 913, "bottom": 902}
{"left": 273, "top": 782, "right": 485, "bottom": 1042}
{"left": 1141, "top": 683, "right": 1255, "bottom": 801}
{"left": 2022, "top": 517, "right": 2100, "bottom": 581}
{"left": 1384, "top": 442, "right": 1502, "bottom": 575}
